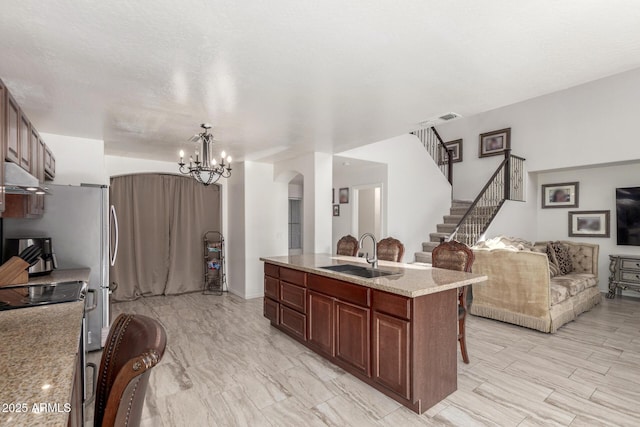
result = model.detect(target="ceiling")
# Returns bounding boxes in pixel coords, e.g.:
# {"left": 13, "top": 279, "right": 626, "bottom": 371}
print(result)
{"left": 2, "top": 1, "right": 640, "bottom": 163}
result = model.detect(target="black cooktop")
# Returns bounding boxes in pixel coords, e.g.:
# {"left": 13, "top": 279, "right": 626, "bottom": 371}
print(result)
{"left": 0, "top": 281, "right": 87, "bottom": 311}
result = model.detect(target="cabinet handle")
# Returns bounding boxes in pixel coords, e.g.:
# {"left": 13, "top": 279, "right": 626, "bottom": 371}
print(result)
{"left": 636, "top": 263, "right": 640, "bottom": 268}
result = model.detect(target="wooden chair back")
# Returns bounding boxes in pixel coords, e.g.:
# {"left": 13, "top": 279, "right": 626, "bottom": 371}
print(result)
{"left": 336, "top": 235, "right": 359, "bottom": 256}
{"left": 377, "top": 237, "right": 405, "bottom": 262}
{"left": 94, "top": 313, "right": 167, "bottom": 427}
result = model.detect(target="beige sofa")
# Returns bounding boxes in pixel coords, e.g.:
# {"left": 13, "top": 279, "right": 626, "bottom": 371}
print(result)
{"left": 470, "top": 239, "right": 601, "bottom": 333}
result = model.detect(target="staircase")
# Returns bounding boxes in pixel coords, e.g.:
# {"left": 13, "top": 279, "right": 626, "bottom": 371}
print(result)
{"left": 415, "top": 200, "right": 473, "bottom": 264}
{"left": 411, "top": 126, "right": 527, "bottom": 263}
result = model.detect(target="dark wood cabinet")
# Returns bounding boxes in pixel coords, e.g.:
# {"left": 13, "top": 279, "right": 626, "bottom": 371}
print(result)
{"left": 18, "top": 111, "right": 31, "bottom": 172}
{"left": 5, "top": 90, "right": 19, "bottom": 164}
{"left": 335, "top": 300, "right": 370, "bottom": 376}
{"left": 372, "top": 311, "right": 410, "bottom": 398}
{"left": 280, "top": 281, "right": 306, "bottom": 312}
{"left": 44, "top": 145, "right": 55, "bottom": 180}
{"left": 307, "top": 290, "right": 334, "bottom": 356}
{"left": 279, "top": 305, "right": 307, "bottom": 340}
{"left": 26, "top": 128, "right": 44, "bottom": 217}
{"left": 264, "top": 296, "right": 279, "bottom": 324}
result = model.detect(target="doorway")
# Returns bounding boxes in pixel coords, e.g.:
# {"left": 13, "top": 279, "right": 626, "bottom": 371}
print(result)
{"left": 353, "top": 184, "right": 383, "bottom": 256}
{"left": 288, "top": 174, "right": 303, "bottom": 255}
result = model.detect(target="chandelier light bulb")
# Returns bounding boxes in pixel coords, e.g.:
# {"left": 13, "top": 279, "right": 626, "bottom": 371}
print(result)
{"left": 179, "top": 150, "right": 184, "bottom": 158}
{"left": 227, "top": 156, "right": 232, "bottom": 163}
{"left": 221, "top": 151, "right": 226, "bottom": 159}
{"left": 212, "top": 158, "right": 217, "bottom": 165}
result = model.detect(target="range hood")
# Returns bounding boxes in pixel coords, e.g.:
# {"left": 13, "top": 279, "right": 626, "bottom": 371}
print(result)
{"left": 4, "top": 162, "right": 50, "bottom": 195}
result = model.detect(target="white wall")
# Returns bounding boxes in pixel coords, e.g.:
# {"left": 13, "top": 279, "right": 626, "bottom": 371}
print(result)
{"left": 40, "top": 133, "right": 107, "bottom": 185}
{"left": 537, "top": 162, "right": 640, "bottom": 294}
{"left": 438, "top": 67, "right": 640, "bottom": 201}
{"left": 105, "top": 155, "right": 178, "bottom": 177}
{"left": 275, "top": 152, "right": 333, "bottom": 254}
{"left": 226, "top": 161, "right": 289, "bottom": 299}
{"left": 332, "top": 162, "right": 387, "bottom": 254}
{"left": 337, "top": 134, "right": 452, "bottom": 260}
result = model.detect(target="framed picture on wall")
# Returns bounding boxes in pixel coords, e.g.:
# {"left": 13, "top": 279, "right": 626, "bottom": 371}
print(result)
{"left": 568, "top": 210, "right": 610, "bottom": 237}
{"left": 479, "top": 128, "right": 511, "bottom": 158}
{"left": 439, "top": 139, "right": 463, "bottom": 164}
{"left": 339, "top": 187, "right": 349, "bottom": 204}
{"left": 333, "top": 204, "right": 340, "bottom": 216}
{"left": 541, "top": 182, "right": 579, "bottom": 208}
{"left": 332, "top": 188, "right": 335, "bottom": 204}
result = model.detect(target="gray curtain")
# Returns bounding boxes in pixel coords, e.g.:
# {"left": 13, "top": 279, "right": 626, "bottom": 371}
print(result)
{"left": 110, "top": 174, "right": 220, "bottom": 301}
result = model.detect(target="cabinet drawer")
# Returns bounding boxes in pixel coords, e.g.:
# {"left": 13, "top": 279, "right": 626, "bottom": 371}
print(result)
{"left": 265, "top": 263, "right": 279, "bottom": 278}
{"left": 308, "top": 274, "right": 370, "bottom": 307}
{"left": 372, "top": 290, "right": 411, "bottom": 320}
{"left": 265, "top": 276, "right": 279, "bottom": 300}
{"left": 279, "top": 305, "right": 307, "bottom": 340}
{"left": 280, "top": 281, "right": 307, "bottom": 313}
{"left": 264, "top": 298, "right": 279, "bottom": 324}
{"left": 621, "top": 271, "right": 640, "bottom": 283}
{"left": 621, "top": 259, "right": 640, "bottom": 271}
{"left": 280, "top": 267, "right": 306, "bottom": 287}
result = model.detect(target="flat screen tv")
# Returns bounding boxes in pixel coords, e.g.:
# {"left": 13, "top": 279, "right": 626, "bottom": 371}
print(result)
{"left": 616, "top": 186, "right": 640, "bottom": 246}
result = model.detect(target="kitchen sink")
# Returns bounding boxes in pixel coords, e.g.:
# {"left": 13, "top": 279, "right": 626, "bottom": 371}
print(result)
{"left": 319, "top": 264, "right": 398, "bottom": 278}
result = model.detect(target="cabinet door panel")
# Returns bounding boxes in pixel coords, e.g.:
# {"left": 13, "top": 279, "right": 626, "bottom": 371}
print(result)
{"left": 5, "top": 92, "right": 19, "bottom": 163}
{"left": 280, "top": 281, "right": 306, "bottom": 313}
{"left": 265, "top": 276, "right": 279, "bottom": 300}
{"left": 279, "top": 305, "right": 307, "bottom": 340}
{"left": 308, "top": 291, "right": 334, "bottom": 356}
{"left": 372, "top": 311, "right": 410, "bottom": 399}
{"left": 264, "top": 297, "right": 279, "bottom": 324}
{"left": 18, "top": 111, "right": 30, "bottom": 171}
{"left": 335, "top": 300, "right": 370, "bottom": 376}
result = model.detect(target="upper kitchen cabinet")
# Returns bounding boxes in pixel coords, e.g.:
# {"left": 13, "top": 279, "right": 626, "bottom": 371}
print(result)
{"left": 44, "top": 145, "right": 55, "bottom": 180}
{"left": 26, "top": 128, "right": 45, "bottom": 217}
{"left": 5, "top": 88, "right": 19, "bottom": 164}
{"left": 18, "top": 110, "right": 31, "bottom": 172}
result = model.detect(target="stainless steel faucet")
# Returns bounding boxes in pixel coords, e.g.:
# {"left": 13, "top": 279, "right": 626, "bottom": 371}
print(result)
{"left": 358, "top": 233, "right": 378, "bottom": 269}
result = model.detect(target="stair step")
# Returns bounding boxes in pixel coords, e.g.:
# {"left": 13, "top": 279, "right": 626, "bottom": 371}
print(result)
{"left": 450, "top": 207, "right": 471, "bottom": 216}
{"left": 443, "top": 215, "right": 463, "bottom": 224}
{"left": 414, "top": 252, "right": 432, "bottom": 264}
{"left": 429, "top": 232, "right": 449, "bottom": 243}
{"left": 437, "top": 223, "right": 456, "bottom": 233}
{"left": 422, "top": 241, "right": 439, "bottom": 252}
{"left": 452, "top": 199, "right": 473, "bottom": 206}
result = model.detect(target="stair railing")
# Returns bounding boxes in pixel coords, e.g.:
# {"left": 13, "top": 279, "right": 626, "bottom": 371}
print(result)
{"left": 411, "top": 126, "right": 453, "bottom": 184}
{"left": 447, "top": 149, "right": 526, "bottom": 246}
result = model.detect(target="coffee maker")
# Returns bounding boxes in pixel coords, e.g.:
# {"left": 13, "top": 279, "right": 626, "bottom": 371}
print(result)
{"left": 4, "top": 237, "right": 58, "bottom": 276}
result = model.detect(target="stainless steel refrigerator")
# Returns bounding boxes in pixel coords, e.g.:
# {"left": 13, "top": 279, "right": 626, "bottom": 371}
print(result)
{"left": 3, "top": 183, "right": 113, "bottom": 351}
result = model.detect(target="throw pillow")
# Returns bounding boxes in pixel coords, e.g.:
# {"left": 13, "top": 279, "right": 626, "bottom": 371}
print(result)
{"left": 548, "top": 262, "right": 561, "bottom": 278}
{"left": 546, "top": 243, "right": 560, "bottom": 270}
{"left": 550, "top": 242, "right": 573, "bottom": 275}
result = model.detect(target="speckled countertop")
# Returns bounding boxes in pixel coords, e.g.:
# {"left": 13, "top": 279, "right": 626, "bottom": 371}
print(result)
{"left": 0, "top": 301, "right": 84, "bottom": 426}
{"left": 260, "top": 254, "right": 487, "bottom": 298}
{"left": 28, "top": 268, "right": 90, "bottom": 285}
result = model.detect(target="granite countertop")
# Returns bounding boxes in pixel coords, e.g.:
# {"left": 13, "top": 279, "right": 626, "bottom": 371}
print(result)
{"left": 260, "top": 254, "right": 487, "bottom": 298}
{"left": 28, "top": 268, "right": 91, "bottom": 285}
{"left": 0, "top": 301, "right": 84, "bottom": 426}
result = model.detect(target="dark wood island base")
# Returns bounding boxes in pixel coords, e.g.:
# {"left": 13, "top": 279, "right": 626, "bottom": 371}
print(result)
{"left": 263, "top": 261, "right": 459, "bottom": 414}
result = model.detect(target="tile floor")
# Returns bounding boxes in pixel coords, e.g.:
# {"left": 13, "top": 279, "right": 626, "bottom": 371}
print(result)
{"left": 85, "top": 293, "right": 640, "bottom": 426}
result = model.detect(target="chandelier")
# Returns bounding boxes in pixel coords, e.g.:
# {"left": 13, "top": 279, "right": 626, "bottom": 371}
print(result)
{"left": 178, "top": 123, "right": 232, "bottom": 186}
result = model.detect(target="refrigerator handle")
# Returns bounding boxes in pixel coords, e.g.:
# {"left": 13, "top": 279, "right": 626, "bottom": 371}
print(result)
{"left": 110, "top": 204, "right": 119, "bottom": 267}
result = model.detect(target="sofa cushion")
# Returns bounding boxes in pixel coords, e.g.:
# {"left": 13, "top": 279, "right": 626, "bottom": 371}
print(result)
{"left": 551, "top": 273, "right": 598, "bottom": 296}
{"left": 550, "top": 283, "right": 570, "bottom": 305}
{"left": 549, "top": 242, "right": 573, "bottom": 274}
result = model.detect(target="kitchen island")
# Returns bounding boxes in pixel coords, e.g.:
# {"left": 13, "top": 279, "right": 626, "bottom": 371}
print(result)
{"left": 260, "top": 254, "right": 487, "bottom": 414}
